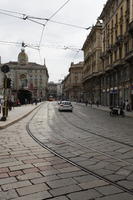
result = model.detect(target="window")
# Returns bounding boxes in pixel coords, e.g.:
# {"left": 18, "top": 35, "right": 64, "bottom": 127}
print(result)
{"left": 119, "top": 47, "right": 122, "bottom": 59}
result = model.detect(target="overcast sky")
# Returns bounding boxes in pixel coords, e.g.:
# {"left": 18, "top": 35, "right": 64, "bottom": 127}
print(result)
{"left": 0, "top": 0, "right": 107, "bottom": 82}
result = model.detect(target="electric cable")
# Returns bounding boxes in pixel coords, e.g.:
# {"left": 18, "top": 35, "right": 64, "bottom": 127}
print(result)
{"left": 38, "top": 0, "right": 71, "bottom": 49}
{"left": 0, "top": 7, "right": 91, "bottom": 30}
{"left": 0, "top": 39, "right": 82, "bottom": 51}
{"left": 0, "top": 11, "right": 22, "bottom": 19}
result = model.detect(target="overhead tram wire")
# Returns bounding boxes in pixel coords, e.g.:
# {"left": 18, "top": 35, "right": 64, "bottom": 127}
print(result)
{"left": 37, "top": 0, "right": 71, "bottom": 64}
{"left": 0, "top": 8, "right": 24, "bottom": 15}
{"left": 0, "top": 39, "right": 82, "bottom": 52}
{"left": 0, "top": 8, "right": 91, "bottom": 30}
{"left": 0, "top": 11, "right": 23, "bottom": 20}
{"left": 38, "top": 0, "right": 71, "bottom": 49}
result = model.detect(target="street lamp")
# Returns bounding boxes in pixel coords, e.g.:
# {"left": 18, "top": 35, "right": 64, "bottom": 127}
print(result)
{"left": 0, "top": 64, "right": 10, "bottom": 121}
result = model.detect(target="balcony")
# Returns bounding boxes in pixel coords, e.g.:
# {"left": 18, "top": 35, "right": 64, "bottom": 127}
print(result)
{"left": 125, "top": 50, "right": 133, "bottom": 63}
{"left": 115, "top": 35, "right": 124, "bottom": 45}
{"left": 100, "top": 52, "right": 107, "bottom": 60}
{"left": 105, "top": 64, "right": 112, "bottom": 72}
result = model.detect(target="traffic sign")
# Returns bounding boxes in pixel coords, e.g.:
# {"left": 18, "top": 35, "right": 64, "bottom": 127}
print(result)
{"left": 1, "top": 64, "right": 10, "bottom": 73}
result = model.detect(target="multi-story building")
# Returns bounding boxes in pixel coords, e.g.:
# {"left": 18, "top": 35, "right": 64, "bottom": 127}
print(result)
{"left": 82, "top": 20, "right": 103, "bottom": 104}
{"left": 99, "top": 0, "right": 133, "bottom": 110}
{"left": 57, "top": 82, "right": 63, "bottom": 100}
{"left": 48, "top": 82, "right": 57, "bottom": 100}
{"left": 62, "top": 61, "right": 83, "bottom": 102}
{"left": 62, "top": 74, "right": 70, "bottom": 100}
{"left": 0, "top": 48, "right": 49, "bottom": 104}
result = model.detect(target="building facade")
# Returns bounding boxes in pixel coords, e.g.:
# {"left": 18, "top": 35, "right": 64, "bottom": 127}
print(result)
{"left": 48, "top": 82, "right": 57, "bottom": 100}
{"left": 82, "top": 20, "right": 103, "bottom": 104}
{"left": 99, "top": 0, "right": 133, "bottom": 110}
{"left": 62, "top": 62, "right": 83, "bottom": 101}
{"left": 0, "top": 49, "right": 49, "bottom": 104}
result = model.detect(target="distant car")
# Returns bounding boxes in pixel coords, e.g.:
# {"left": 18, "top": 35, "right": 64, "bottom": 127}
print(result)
{"left": 58, "top": 101, "right": 73, "bottom": 112}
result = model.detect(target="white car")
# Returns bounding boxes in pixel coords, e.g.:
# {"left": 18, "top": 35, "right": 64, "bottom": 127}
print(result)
{"left": 58, "top": 101, "right": 73, "bottom": 112}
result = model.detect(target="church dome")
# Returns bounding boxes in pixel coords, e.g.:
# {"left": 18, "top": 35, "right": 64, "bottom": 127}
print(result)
{"left": 18, "top": 49, "right": 28, "bottom": 65}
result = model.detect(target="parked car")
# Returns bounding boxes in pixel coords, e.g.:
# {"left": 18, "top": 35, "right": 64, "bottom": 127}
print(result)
{"left": 58, "top": 101, "right": 73, "bottom": 112}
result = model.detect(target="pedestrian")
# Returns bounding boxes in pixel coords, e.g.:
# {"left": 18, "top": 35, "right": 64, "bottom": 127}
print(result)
{"left": 34, "top": 98, "right": 38, "bottom": 105}
{"left": 90, "top": 100, "right": 93, "bottom": 107}
{"left": 125, "top": 99, "right": 130, "bottom": 111}
{"left": 85, "top": 100, "right": 88, "bottom": 106}
{"left": 96, "top": 100, "right": 99, "bottom": 107}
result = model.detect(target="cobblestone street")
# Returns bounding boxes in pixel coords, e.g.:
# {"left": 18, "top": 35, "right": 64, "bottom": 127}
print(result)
{"left": 0, "top": 102, "right": 133, "bottom": 199}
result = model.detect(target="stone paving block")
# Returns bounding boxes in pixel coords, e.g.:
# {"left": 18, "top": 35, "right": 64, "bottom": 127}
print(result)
{"left": 73, "top": 174, "right": 98, "bottom": 183}
{"left": 0, "top": 158, "right": 17, "bottom": 164}
{"left": 12, "top": 191, "right": 52, "bottom": 200}
{"left": 50, "top": 196, "right": 69, "bottom": 200}
{"left": 41, "top": 169, "right": 60, "bottom": 176}
{"left": 33, "top": 161, "right": 52, "bottom": 167}
{"left": 16, "top": 183, "right": 49, "bottom": 196}
{"left": 0, "top": 189, "right": 18, "bottom": 199}
{"left": 96, "top": 185, "right": 122, "bottom": 195}
{"left": 49, "top": 185, "right": 81, "bottom": 196}
{"left": 2, "top": 180, "right": 32, "bottom": 191}
{"left": 23, "top": 167, "right": 39, "bottom": 173}
{"left": 58, "top": 166, "right": 80, "bottom": 173}
{"left": 31, "top": 175, "right": 59, "bottom": 184}
{"left": 0, "top": 167, "right": 9, "bottom": 173}
{"left": 36, "top": 152, "right": 55, "bottom": 158}
{"left": 79, "top": 179, "right": 109, "bottom": 189}
{"left": 53, "top": 163, "right": 72, "bottom": 169}
{"left": 23, "top": 158, "right": 45, "bottom": 164}
{"left": 117, "top": 180, "right": 133, "bottom": 189}
{"left": 0, "top": 177, "right": 17, "bottom": 185}
{"left": 127, "top": 173, "right": 133, "bottom": 180}
{"left": 45, "top": 157, "right": 66, "bottom": 164}
{"left": 9, "top": 170, "right": 24, "bottom": 177}
{"left": 58, "top": 171, "right": 87, "bottom": 179}
{"left": 93, "top": 168, "right": 113, "bottom": 176}
{"left": 0, "top": 172, "right": 9, "bottom": 178}
{"left": 9, "top": 164, "right": 33, "bottom": 171}
{"left": 17, "top": 172, "right": 42, "bottom": 180}
{"left": 105, "top": 174, "right": 124, "bottom": 182}
{"left": 104, "top": 164, "right": 121, "bottom": 171}
{"left": 47, "top": 178, "right": 77, "bottom": 189}
{"left": 96, "top": 192, "right": 133, "bottom": 200}
{"left": 67, "top": 189, "right": 102, "bottom": 200}
{"left": 116, "top": 168, "right": 131, "bottom": 176}
{"left": 17, "top": 155, "right": 37, "bottom": 161}
{"left": 0, "top": 161, "right": 23, "bottom": 168}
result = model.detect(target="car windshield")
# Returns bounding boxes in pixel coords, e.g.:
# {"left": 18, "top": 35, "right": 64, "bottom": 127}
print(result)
{"left": 62, "top": 101, "right": 71, "bottom": 105}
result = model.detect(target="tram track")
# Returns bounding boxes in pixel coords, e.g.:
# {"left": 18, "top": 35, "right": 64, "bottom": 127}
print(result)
{"left": 49, "top": 107, "right": 133, "bottom": 166}
{"left": 60, "top": 105, "right": 133, "bottom": 148}
{"left": 26, "top": 103, "right": 133, "bottom": 196}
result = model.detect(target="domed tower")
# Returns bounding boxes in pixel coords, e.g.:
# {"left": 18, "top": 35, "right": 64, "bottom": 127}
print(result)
{"left": 18, "top": 48, "right": 28, "bottom": 65}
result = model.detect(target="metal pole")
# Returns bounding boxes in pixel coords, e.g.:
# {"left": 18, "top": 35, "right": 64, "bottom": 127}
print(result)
{"left": 1, "top": 74, "right": 8, "bottom": 121}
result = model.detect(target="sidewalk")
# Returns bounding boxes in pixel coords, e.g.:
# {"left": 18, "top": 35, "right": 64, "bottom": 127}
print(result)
{"left": 0, "top": 103, "right": 40, "bottom": 129}
{"left": 76, "top": 103, "right": 133, "bottom": 118}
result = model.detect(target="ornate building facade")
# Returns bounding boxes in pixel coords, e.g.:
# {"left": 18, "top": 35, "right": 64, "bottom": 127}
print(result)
{"left": 0, "top": 48, "right": 49, "bottom": 104}
{"left": 82, "top": 20, "right": 103, "bottom": 104}
{"left": 99, "top": 0, "right": 133, "bottom": 109}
